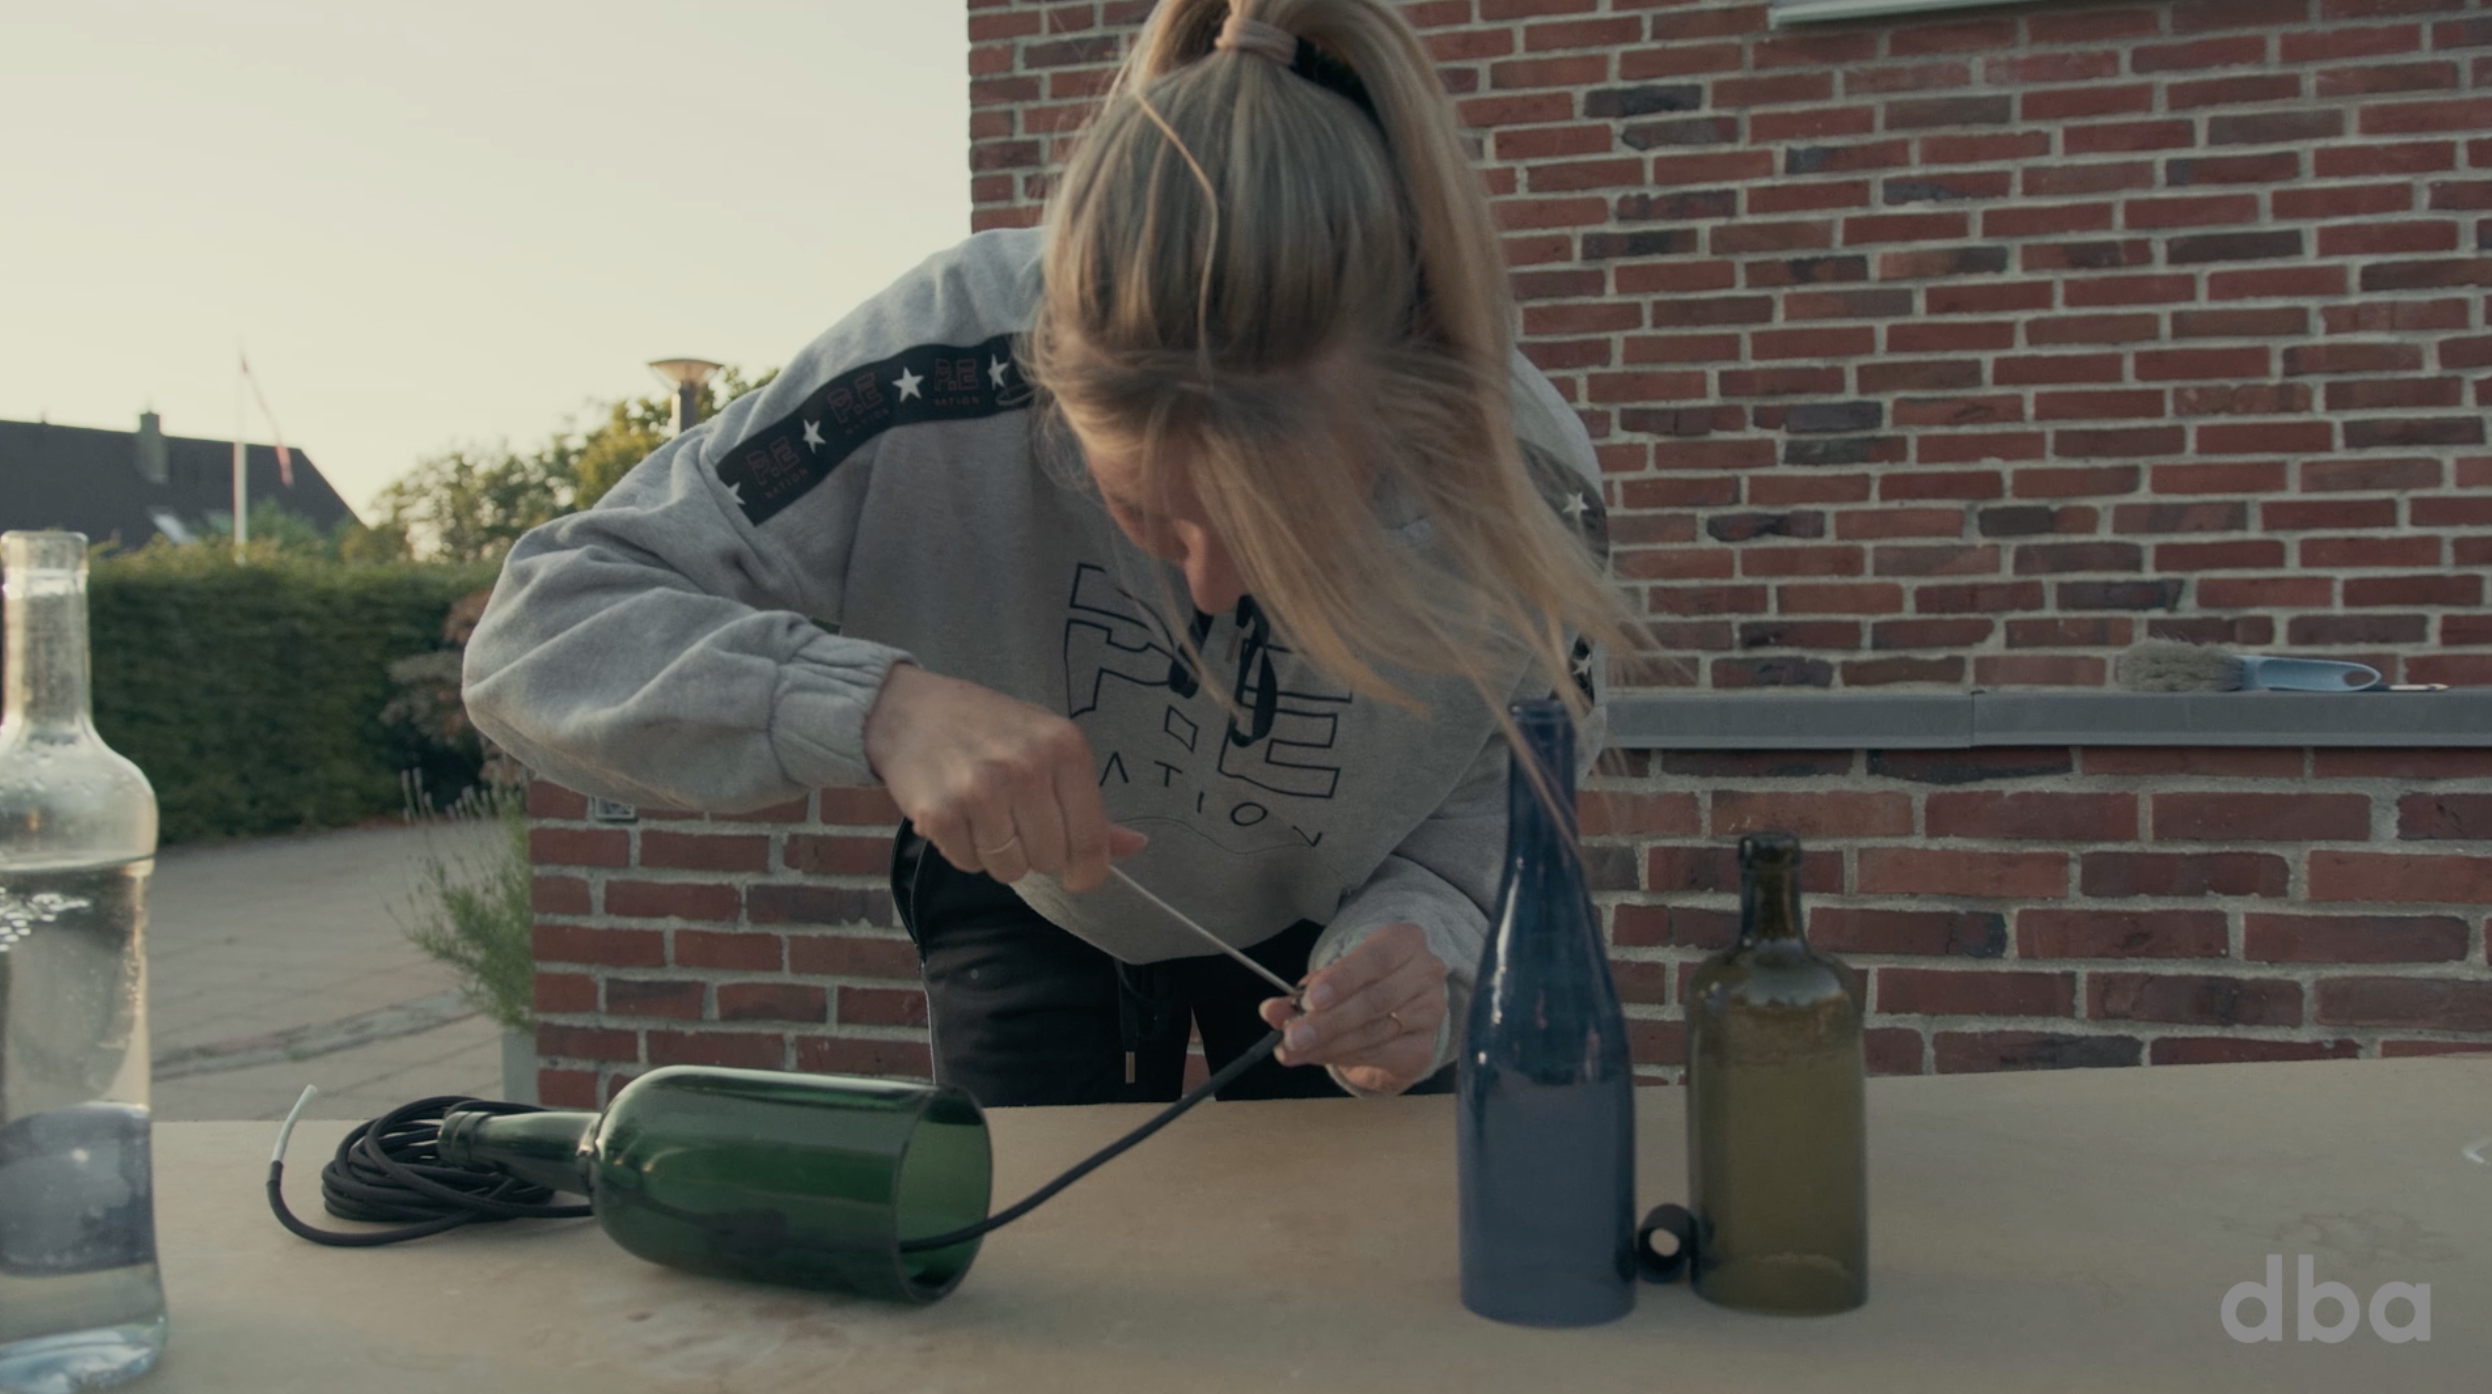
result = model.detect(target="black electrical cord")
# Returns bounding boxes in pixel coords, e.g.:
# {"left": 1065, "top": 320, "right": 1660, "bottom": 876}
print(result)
{"left": 898, "top": 1025, "right": 1279, "bottom": 1252}
{"left": 267, "top": 1094, "right": 592, "bottom": 1247}
{"left": 267, "top": 1031, "right": 1284, "bottom": 1254}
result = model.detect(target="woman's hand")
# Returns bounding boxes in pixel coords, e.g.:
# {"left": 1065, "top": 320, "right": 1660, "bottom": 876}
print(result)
{"left": 1258, "top": 922, "right": 1449, "bottom": 1095}
{"left": 862, "top": 662, "right": 1145, "bottom": 892}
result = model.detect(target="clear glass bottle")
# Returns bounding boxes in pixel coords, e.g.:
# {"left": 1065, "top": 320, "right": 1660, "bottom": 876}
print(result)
{"left": 1456, "top": 699, "right": 1636, "bottom": 1327}
{"left": 438, "top": 1064, "right": 991, "bottom": 1304}
{"left": 1684, "top": 832, "right": 1867, "bottom": 1314}
{"left": 0, "top": 532, "right": 166, "bottom": 1392}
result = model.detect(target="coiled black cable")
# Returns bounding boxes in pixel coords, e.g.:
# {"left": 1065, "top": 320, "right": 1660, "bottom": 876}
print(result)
{"left": 267, "top": 1031, "right": 1283, "bottom": 1253}
{"left": 267, "top": 1094, "right": 592, "bottom": 1247}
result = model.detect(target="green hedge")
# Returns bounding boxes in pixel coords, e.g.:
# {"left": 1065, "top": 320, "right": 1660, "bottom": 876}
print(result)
{"left": 84, "top": 551, "right": 499, "bottom": 844}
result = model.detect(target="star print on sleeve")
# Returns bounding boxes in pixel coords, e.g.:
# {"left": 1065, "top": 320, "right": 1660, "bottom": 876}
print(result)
{"left": 713, "top": 332, "right": 1036, "bottom": 526}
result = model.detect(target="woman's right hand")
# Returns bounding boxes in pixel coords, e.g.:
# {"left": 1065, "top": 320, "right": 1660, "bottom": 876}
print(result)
{"left": 860, "top": 662, "right": 1145, "bottom": 892}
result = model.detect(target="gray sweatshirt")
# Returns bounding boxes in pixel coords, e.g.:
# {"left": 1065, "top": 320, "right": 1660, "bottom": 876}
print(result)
{"left": 462, "top": 228, "right": 1610, "bottom": 1087}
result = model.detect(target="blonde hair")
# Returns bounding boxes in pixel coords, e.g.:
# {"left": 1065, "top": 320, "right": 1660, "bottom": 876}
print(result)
{"left": 1024, "top": 0, "right": 1641, "bottom": 743}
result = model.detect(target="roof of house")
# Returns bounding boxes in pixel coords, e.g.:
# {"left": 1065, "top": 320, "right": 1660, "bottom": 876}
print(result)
{"left": 0, "top": 417, "right": 357, "bottom": 549}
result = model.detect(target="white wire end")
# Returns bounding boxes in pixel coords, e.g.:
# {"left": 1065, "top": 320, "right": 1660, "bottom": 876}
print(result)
{"left": 272, "top": 1084, "right": 320, "bottom": 1164}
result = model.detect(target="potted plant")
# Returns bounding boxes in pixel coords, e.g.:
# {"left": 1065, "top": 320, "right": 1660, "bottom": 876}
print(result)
{"left": 397, "top": 775, "right": 538, "bottom": 1102}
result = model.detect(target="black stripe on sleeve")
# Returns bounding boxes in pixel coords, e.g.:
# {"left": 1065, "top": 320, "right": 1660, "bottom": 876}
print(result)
{"left": 1519, "top": 439, "right": 1610, "bottom": 562}
{"left": 716, "top": 331, "right": 1034, "bottom": 526}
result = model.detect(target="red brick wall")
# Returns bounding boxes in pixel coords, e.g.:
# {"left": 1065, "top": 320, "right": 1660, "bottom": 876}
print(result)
{"left": 969, "top": 0, "right": 2492, "bottom": 691}
{"left": 1582, "top": 745, "right": 2492, "bottom": 1076}
{"left": 528, "top": 751, "right": 2492, "bottom": 1103}
{"left": 524, "top": 0, "right": 2492, "bottom": 1102}
{"left": 526, "top": 782, "right": 929, "bottom": 1106}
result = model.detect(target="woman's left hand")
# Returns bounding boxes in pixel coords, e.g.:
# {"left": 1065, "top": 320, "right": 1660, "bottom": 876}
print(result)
{"left": 1258, "top": 921, "right": 1449, "bottom": 1095}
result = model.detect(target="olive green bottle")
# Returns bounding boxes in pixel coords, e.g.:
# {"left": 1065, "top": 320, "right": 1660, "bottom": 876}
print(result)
{"left": 1683, "top": 832, "right": 1866, "bottom": 1314}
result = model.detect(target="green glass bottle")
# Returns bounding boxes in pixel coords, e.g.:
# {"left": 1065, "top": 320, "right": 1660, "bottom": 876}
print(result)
{"left": 437, "top": 1065, "right": 991, "bottom": 1304}
{"left": 1683, "top": 832, "right": 1866, "bottom": 1314}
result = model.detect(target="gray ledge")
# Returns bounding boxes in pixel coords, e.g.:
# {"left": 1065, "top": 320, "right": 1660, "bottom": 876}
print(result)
{"left": 1771, "top": 0, "right": 2026, "bottom": 29}
{"left": 1608, "top": 690, "right": 2492, "bottom": 750}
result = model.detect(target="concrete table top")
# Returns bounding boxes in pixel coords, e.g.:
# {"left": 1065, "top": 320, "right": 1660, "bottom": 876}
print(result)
{"left": 149, "top": 1055, "right": 2488, "bottom": 1392}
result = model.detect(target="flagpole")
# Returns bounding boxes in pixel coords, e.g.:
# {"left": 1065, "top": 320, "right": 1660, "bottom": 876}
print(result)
{"left": 232, "top": 347, "right": 250, "bottom": 558}
{"left": 242, "top": 355, "right": 294, "bottom": 489}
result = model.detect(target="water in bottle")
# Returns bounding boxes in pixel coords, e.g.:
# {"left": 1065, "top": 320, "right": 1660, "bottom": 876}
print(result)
{"left": 0, "top": 532, "right": 165, "bottom": 1393}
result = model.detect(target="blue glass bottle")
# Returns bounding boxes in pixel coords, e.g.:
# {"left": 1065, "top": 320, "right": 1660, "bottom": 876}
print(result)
{"left": 1457, "top": 699, "right": 1635, "bottom": 1326}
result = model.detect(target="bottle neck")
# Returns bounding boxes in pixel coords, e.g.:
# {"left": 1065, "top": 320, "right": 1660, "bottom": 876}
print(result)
{"left": 3, "top": 556, "right": 94, "bottom": 737}
{"left": 437, "top": 1109, "right": 597, "bottom": 1196}
{"left": 1505, "top": 709, "right": 1579, "bottom": 872}
{"left": 1742, "top": 865, "right": 1805, "bottom": 944}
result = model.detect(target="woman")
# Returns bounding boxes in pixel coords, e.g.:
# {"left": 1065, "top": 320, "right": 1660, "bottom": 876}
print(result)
{"left": 463, "top": 0, "right": 1639, "bottom": 1108}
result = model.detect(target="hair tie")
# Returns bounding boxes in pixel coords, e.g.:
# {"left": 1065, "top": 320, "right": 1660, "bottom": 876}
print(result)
{"left": 1216, "top": 14, "right": 1298, "bottom": 66}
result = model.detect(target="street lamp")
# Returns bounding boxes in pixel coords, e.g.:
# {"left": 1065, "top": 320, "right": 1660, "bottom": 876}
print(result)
{"left": 647, "top": 358, "right": 724, "bottom": 436}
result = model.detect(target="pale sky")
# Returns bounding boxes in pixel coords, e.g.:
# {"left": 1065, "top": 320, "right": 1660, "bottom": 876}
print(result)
{"left": 1, "top": 1, "right": 970, "bottom": 518}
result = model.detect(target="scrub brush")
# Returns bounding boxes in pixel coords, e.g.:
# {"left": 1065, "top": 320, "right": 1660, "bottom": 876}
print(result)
{"left": 2117, "top": 641, "right": 2442, "bottom": 693}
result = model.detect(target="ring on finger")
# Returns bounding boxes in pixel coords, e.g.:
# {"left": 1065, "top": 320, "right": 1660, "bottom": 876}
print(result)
{"left": 976, "top": 832, "right": 1022, "bottom": 858}
{"left": 1387, "top": 1009, "right": 1407, "bottom": 1034}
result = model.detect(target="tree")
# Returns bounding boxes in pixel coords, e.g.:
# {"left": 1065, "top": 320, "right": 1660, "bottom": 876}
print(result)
{"left": 174, "top": 498, "right": 404, "bottom": 566}
{"left": 373, "top": 365, "right": 778, "bottom": 561}
{"left": 335, "top": 517, "right": 413, "bottom": 564}
{"left": 568, "top": 397, "right": 669, "bottom": 514}
{"left": 571, "top": 364, "right": 778, "bottom": 510}
{"left": 368, "top": 441, "right": 576, "bottom": 565}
